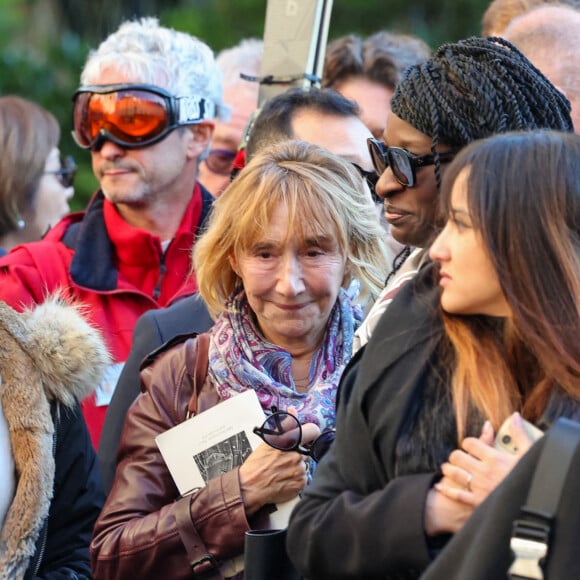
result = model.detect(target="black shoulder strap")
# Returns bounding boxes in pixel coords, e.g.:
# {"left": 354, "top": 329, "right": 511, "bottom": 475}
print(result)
{"left": 197, "top": 184, "right": 214, "bottom": 235}
{"left": 509, "top": 418, "right": 580, "bottom": 580}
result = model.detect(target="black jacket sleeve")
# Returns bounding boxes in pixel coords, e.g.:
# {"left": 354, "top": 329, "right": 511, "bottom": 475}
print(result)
{"left": 98, "top": 311, "right": 163, "bottom": 492}
{"left": 287, "top": 382, "right": 435, "bottom": 580}
{"left": 290, "top": 468, "right": 435, "bottom": 580}
{"left": 33, "top": 403, "right": 105, "bottom": 579}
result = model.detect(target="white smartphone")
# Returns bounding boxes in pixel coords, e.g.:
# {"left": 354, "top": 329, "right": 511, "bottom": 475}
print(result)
{"left": 494, "top": 415, "right": 544, "bottom": 454}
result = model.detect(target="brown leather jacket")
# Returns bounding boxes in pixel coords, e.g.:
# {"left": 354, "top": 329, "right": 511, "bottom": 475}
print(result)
{"left": 91, "top": 334, "right": 250, "bottom": 579}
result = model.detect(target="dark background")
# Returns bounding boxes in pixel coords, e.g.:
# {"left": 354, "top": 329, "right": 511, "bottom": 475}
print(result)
{"left": 0, "top": 0, "right": 491, "bottom": 208}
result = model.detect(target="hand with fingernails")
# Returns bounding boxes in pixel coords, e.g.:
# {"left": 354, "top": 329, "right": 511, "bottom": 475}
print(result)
{"left": 434, "top": 412, "right": 535, "bottom": 509}
{"left": 424, "top": 412, "right": 535, "bottom": 535}
{"left": 239, "top": 407, "right": 320, "bottom": 516}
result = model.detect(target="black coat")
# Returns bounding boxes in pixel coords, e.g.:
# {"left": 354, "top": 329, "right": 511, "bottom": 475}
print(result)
{"left": 287, "top": 264, "right": 448, "bottom": 580}
{"left": 421, "top": 422, "right": 580, "bottom": 579}
{"left": 27, "top": 403, "right": 105, "bottom": 579}
{"left": 288, "top": 263, "right": 580, "bottom": 579}
{"left": 98, "top": 294, "right": 213, "bottom": 493}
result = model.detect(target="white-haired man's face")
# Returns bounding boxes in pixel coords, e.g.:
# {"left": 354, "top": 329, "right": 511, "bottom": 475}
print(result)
{"left": 198, "top": 85, "right": 258, "bottom": 197}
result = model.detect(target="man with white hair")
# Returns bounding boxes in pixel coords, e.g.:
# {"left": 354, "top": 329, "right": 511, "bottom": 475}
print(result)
{"left": 0, "top": 17, "right": 225, "bottom": 447}
{"left": 503, "top": 3, "right": 580, "bottom": 131}
{"left": 198, "top": 38, "right": 262, "bottom": 196}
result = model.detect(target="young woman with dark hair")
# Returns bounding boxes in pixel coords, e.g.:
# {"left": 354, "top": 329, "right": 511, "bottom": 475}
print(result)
{"left": 287, "top": 130, "right": 580, "bottom": 579}
{"left": 432, "top": 130, "right": 580, "bottom": 443}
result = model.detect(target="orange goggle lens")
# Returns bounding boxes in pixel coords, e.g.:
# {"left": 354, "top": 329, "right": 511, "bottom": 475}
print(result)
{"left": 73, "top": 88, "right": 171, "bottom": 149}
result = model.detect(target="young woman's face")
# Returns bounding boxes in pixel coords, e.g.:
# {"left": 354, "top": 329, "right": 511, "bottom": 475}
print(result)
{"left": 231, "top": 204, "right": 347, "bottom": 354}
{"left": 429, "top": 167, "right": 511, "bottom": 317}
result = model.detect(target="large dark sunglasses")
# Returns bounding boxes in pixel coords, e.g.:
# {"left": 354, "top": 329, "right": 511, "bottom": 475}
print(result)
{"left": 204, "top": 148, "right": 237, "bottom": 176}
{"left": 72, "top": 83, "right": 215, "bottom": 151}
{"left": 367, "top": 137, "right": 457, "bottom": 188}
{"left": 44, "top": 155, "right": 77, "bottom": 188}
{"left": 253, "top": 406, "right": 335, "bottom": 463}
{"left": 351, "top": 163, "right": 380, "bottom": 203}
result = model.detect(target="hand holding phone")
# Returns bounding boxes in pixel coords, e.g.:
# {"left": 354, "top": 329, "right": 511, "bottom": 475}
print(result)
{"left": 494, "top": 413, "right": 543, "bottom": 454}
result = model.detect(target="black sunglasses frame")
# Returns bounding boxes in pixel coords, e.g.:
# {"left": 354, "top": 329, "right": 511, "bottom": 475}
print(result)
{"left": 367, "top": 137, "right": 458, "bottom": 188}
{"left": 351, "top": 163, "right": 380, "bottom": 203}
{"left": 253, "top": 406, "right": 335, "bottom": 463}
{"left": 44, "top": 155, "right": 77, "bottom": 188}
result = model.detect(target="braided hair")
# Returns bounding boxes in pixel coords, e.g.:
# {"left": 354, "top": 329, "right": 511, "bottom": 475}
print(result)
{"left": 391, "top": 36, "right": 573, "bottom": 190}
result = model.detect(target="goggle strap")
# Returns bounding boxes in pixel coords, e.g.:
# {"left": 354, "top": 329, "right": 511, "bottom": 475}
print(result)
{"left": 176, "top": 96, "right": 215, "bottom": 124}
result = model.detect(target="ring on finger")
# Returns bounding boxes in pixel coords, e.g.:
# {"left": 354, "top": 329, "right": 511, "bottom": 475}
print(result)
{"left": 465, "top": 472, "right": 473, "bottom": 492}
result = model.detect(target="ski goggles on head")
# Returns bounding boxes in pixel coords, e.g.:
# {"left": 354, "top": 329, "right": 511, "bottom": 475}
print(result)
{"left": 72, "top": 83, "right": 215, "bottom": 150}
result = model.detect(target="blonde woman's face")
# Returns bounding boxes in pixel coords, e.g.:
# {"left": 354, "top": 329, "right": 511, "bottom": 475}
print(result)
{"left": 230, "top": 204, "right": 347, "bottom": 354}
{"left": 429, "top": 168, "right": 510, "bottom": 317}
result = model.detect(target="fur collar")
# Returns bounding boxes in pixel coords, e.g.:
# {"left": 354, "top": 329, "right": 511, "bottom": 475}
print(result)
{"left": 0, "top": 297, "right": 109, "bottom": 578}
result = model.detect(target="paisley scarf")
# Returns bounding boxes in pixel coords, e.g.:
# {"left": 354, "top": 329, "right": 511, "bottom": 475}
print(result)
{"left": 208, "top": 288, "right": 362, "bottom": 432}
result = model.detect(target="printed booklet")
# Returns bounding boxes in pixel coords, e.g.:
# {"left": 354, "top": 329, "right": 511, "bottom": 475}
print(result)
{"left": 155, "top": 389, "right": 299, "bottom": 576}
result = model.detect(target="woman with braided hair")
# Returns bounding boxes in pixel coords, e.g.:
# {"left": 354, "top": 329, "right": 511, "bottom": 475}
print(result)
{"left": 353, "top": 35, "right": 573, "bottom": 352}
{"left": 287, "top": 37, "right": 576, "bottom": 580}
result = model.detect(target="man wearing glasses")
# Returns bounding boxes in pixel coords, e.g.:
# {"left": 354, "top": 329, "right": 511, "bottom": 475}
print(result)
{"left": 0, "top": 17, "right": 225, "bottom": 449}
{"left": 197, "top": 38, "right": 262, "bottom": 197}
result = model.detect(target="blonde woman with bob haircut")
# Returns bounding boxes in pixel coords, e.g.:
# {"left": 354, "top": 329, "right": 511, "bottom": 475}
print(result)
{"left": 195, "top": 139, "right": 389, "bottom": 318}
{"left": 91, "top": 140, "right": 390, "bottom": 580}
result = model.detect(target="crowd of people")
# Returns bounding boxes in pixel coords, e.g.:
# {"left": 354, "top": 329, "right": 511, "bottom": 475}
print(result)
{"left": 0, "top": 0, "right": 579, "bottom": 578}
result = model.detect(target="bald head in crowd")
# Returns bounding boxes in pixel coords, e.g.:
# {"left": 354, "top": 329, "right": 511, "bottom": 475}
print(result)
{"left": 503, "top": 4, "right": 580, "bottom": 131}
{"left": 481, "top": 0, "right": 580, "bottom": 37}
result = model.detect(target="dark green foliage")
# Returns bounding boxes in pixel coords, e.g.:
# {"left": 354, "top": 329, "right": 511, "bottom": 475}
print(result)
{"left": 0, "top": 0, "right": 491, "bottom": 210}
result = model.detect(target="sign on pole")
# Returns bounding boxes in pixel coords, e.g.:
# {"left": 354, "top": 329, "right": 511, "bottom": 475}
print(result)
{"left": 257, "top": 0, "right": 334, "bottom": 105}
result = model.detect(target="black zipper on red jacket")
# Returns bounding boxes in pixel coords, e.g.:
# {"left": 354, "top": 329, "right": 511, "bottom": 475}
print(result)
{"left": 153, "top": 252, "right": 167, "bottom": 301}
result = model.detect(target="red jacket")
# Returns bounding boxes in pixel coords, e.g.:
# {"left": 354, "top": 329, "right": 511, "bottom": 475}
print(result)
{"left": 0, "top": 185, "right": 213, "bottom": 447}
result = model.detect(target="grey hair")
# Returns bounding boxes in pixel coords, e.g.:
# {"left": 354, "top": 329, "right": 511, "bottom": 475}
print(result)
{"left": 217, "top": 38, "right": 263, "bottom": 92}
{"left": 80, "top": 17, "right": 228, "bottom": 121}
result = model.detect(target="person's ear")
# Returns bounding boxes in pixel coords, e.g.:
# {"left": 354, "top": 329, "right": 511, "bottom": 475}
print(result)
{"left": 228, "top": 253, "right": 239, "bottom": 277}
{"left": 185, "top": 122, "right": 214, "bottom": 159}
{"left": 341, "top": 260, "right": 353, "bottom": 287}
